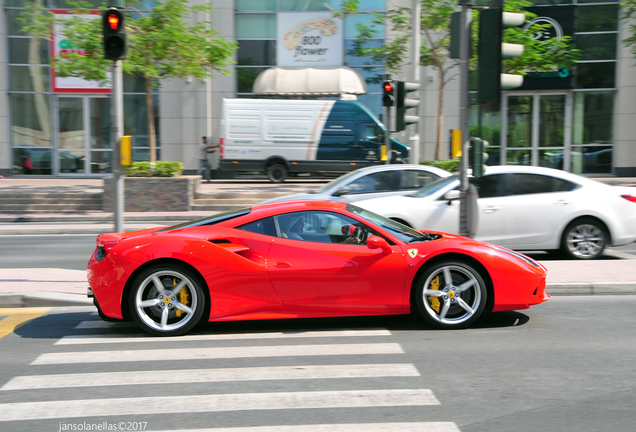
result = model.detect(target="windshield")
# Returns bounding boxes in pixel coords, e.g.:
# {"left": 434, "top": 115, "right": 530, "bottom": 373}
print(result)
{"left": 347, "top": 204, "right": 438, "bottom": 243}
{"left": 157, "top": 208, "right": 251, "bottom": 232}
{"left": 408, "top": 174, "right": 459, "bottom": 198}
{"left": 313, "top": 170, "right": 362, "bottom": 194}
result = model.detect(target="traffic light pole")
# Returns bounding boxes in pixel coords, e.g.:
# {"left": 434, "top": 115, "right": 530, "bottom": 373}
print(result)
{"left": 410, "top": 0, "right": 421, "bottom": 165}
{"left": 112, "top": 60, "right": 124, "bottom": 232}
{"left": 384, "top": 105, "right": 391, "bottom": 165}
{"left": 458, "top": 1, "right": 472, "bottom": 237}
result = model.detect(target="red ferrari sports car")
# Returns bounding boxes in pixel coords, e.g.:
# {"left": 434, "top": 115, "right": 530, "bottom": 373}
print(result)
{"left": 87, "top": 200, "right": 549, "bottom": 336}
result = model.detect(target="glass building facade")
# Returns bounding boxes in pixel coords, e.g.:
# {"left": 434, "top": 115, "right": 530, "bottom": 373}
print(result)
{"left": 475, "top": 0, "right": 623, "bottom": 175}
{"left": 1, "top": 0, "right": 634, "bottom": 177}
{"left": 235, "top": 0, "right": 386, "bottom": 119}
{"left": 3, "top": 0, "right": 159, "bottom": 176}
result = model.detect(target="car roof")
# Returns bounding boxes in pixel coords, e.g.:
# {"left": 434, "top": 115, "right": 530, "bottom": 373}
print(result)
{"left": 250, "top": 199, "right": 349, "bottom": 217}
{"left": 483, "top": 165, "right": 602, "bottom": 186}
{"left": 343, "top": 164, "right": 451, "bottom": 176}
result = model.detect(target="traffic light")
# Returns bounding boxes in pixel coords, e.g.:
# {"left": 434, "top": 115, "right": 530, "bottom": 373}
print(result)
{"left": 477, "top": 8, "right": 525, "bottom": 104}
{"left": 102, "top": 8, "right": 126, "bottom": 60}
{"left": 469, "top": 138, "right": 489, "bottom": 177}
{"left": 382, "top": 81, "right": 395, "bottom": 107}
{"left": 396, "top": 81, "right": 419, "bottom": 132}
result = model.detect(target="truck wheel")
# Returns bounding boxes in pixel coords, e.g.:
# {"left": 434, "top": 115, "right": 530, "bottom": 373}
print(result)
{"left": 267, "top": 164, "right": 288, "bottom": 183}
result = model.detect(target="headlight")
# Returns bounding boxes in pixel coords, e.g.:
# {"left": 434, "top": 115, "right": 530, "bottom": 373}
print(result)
{"left": 490, "top": 245, "right": 539, "bottom": 268}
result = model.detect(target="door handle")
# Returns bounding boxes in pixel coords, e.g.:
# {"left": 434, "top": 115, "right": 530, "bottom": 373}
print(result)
{"left": 483, "top": 206, "right": 501, "bottom": 213}
{"left": 275, "top": 262, "right": 292, "bottom": 268}
{"left": 554, "top": 200, "right": 569, "bottom": 206}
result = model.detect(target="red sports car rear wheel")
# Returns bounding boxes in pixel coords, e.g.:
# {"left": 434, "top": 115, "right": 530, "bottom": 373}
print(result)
{"left": 129, "top": 264, "right": 205, "bottom": 336}
{"left": 415, "top": 260, "right": 487, "bottom": 329}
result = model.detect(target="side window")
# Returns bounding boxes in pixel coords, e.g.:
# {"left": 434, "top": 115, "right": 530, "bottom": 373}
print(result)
{"left": 554, "top": 177, "right": 578, "bottom": 192}
{"left": 399, "top": 170, "right": 441, "bottom": 190}
{"left": 237, "top": 217, "right": 276, "bottom": 237}
{"left": 471, "top": 174, "right": 507, "bottom": 198}
{"left": 347, "top": 171, "right": 397, "bottom": 194}
{"left": 510, "top": 174, "right": 576, "bottom": 195}
{"left": 274, "top": 211, "right": 380, "bottom": 245}
{"left": 362, "top": 125, "right": 378, "bottom": 141}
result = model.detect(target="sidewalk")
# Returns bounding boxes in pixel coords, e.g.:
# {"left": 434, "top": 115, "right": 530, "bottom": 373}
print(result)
{"left": 0, "top": 176, "right": 635, "bottom": 307}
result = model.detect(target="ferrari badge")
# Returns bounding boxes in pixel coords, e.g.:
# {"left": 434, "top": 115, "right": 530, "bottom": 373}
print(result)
{"left": 408, "top": 249, "right": 418, "bottom": 258}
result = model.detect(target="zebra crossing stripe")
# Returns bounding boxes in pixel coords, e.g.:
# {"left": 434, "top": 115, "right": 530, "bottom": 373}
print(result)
{"left": 56, "top": 329, "right": 393, "bottom": 345}
{"left": 1, "top": 363, "right": 420, "bottom": 390}
{"left": 31, "top": 343, "right": 405, "bottom": 365}
{"left": 141, "top": 423, "right": 461, "bottom": 432}
{"left": 0, "top": 389, "right": 440, "bottom": 422}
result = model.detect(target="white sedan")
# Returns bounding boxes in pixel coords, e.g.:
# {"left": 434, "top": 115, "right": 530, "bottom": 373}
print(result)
{"left": 260, "top": 164, "right": 451, "bottom": 205}
{"left": 355, "top": 166, "right": 636, "bottom": 259}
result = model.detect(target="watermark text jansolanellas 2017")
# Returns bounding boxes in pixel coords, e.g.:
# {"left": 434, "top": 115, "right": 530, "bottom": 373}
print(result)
{"left": 58, "top": 421, "right": 148, "bottom": 431}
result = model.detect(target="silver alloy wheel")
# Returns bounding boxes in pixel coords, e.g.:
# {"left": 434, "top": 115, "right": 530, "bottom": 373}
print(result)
{"left": 134, "top": 269, "right": 199, "bottom": 333}
{"left": 421, "top": 264, "right": 483, "bottom": 326}
{"left": 566, "top": 223, "right": 605, "bottom": 258}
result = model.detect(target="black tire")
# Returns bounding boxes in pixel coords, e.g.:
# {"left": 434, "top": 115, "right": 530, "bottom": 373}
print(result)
{"left": 267, "top": 163, "right": 288, "bottom": 183}
{"left": 129, "top": 263, "right": 206, "bottom": 336}
{"left": 560, "top": 217, "right": 608, "bottom": 260}
{"left": 415, "top": 260, "right": 487, "bottom": 329}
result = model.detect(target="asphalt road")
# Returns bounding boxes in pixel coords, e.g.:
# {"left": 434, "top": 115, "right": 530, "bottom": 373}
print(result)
{"left": 0, "top": 296, "right": 635, "bottom": 431}
{"left": 0, "top": 235, "right": 634, "bottom": 271}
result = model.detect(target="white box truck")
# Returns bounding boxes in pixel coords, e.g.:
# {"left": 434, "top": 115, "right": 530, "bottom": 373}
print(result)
{"left": 219, "top": 99, "right": 410, "bottom": 182}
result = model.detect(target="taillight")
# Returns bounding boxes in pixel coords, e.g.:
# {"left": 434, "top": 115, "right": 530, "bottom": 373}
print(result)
{"left": 95, "top": 242, "right": 117, "bottom": 262}
{"left": 621, "top": 194, "right": 636, "bottom": 203}
{"left": 219, "top": 138, "right": 224, "bottom": 159}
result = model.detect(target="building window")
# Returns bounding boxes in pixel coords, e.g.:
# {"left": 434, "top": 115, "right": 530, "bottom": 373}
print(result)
{"left": 234, "top": 3, "right": 386, "bottom": 116}
{"left": 6, "top": 2, "right": 159, "bottom": 175}
{"left": 574, "top": 4, "right": 618, "bottom": 90}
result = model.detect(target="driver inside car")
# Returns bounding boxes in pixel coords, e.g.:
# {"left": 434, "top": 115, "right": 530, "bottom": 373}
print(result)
{"left": 282, "top": 215, "right": 305, "bottom": 240}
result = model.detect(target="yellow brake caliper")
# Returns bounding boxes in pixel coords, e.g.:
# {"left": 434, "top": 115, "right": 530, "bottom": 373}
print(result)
{"left": 174, "top": 278, "right": 190, "bottom": 317}
{"left": 428, "top": 275, "right": 441, "bottom": 313}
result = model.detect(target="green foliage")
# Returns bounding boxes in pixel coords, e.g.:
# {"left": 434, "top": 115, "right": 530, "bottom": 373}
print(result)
{"left": 125, "top": 161, "right": 183, "bottom": 177}
{"left": 420, "top": 159, "right": 460, "bottom": 173}
{"left": 18, "top": 0, "right": 236, "bottom": 164}
{"left": 18, "top": 0, "right": 236, "bottom": 85}
{"left": 333, "top": 0, "right": 580, "bottom": 161}
{"left": 470, "top": 124, "right": 501, "bottom": 146}
{"left": 622, "top": 0, "right": 636, "bottom": 58}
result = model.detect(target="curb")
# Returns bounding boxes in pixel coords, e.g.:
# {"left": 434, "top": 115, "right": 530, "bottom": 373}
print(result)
{"left": 1, "top": 284, "right": 635, "bottom": 308}
{"left": 0, "top": 225, "right": 166, "bottom": 236}
{"left": 545, "top": 282, "right": 636, "bottom": 296}
{"left": 0, "top": 292, "right": 92, "bottom": 308}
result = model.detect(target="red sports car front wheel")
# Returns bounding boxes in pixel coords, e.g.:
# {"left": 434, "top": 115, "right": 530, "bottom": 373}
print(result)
{"left": 415, "top": 260, "right": 487, "bottom": 329}
{"left": 129, "top": 264, "right": 206, "bottom": 336}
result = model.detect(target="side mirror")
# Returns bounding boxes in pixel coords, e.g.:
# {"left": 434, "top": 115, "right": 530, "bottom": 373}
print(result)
{"left": 443, "top": 189, "right": 460, "bottom": 204}
{"left": 367, "top": 235, "right": 392, "bottom": 254}
{"left": 341, "top": 224, "right": 356, "bottom": 236}
{"left": 333, "top": 187, "right": 350, "bottom": 197}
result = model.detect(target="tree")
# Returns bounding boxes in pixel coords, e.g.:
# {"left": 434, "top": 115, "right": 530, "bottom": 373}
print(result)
{"left": 622, "top": 0, "right": 636, "bottom": 58}
{"left": 18, "top": 0, "right": 236, "bottom": 164}
{"left": 335, "top": 0, "right": 579, "bottom": 161}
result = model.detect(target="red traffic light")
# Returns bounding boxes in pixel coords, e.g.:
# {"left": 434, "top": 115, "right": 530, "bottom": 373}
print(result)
{"left": 107, "top": 13, "right": 120, "bottom": 30}
{"left": 384, "top": 83, "right": 393, "bottom": 92}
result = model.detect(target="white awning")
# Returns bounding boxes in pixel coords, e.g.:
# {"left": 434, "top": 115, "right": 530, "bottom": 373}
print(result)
{"left": 253, "top": 67, "right": 367, "bottom": 96}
